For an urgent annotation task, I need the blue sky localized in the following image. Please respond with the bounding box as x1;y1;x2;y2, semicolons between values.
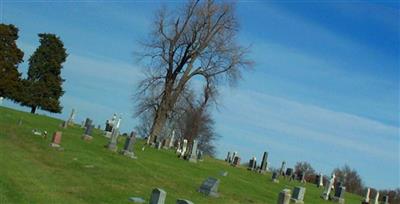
1;1;399;189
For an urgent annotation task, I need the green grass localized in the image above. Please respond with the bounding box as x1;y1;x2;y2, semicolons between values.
0;106;362;204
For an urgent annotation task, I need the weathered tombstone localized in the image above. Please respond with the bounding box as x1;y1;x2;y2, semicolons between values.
285;168;293;178
121;131;136;159
149;188;166;204
104;113;117;138
188;140;198;163
180;139;188;157
291;186;306;204
300;172;306;183
225;151;231;162
198;177;219;197
231;151;237;164
107;128;119;151
277;189;291;204
259;151;268;173
321;174;335;200
82;125;94;141
50;131;62;147
279;161;286;176
248;157;257;171
272;171;279;183
363;188;371;204
333;186;345;204
373;192;379;204
220;171;228;176
67;108;76;125
156;141;162;150
176;199;194;204
129;197;145;203
168;130;175;148
232;156;240;167
84;118;92;128
62;120;68;129
197;150;204;161
316;173;323;188
382;195;389;204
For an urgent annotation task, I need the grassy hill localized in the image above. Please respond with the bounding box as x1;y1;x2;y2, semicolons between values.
0;106;362;204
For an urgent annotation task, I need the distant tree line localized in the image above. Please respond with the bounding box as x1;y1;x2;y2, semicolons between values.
0;24;67;114
293;161;399;203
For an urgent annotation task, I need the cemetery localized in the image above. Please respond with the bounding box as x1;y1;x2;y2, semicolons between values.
0;106;370;204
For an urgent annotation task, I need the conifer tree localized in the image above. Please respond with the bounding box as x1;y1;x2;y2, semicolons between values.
20;33;67;114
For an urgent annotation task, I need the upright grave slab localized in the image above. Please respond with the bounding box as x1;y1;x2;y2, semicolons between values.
50;131;62;147
277;189;291;204
333;186;346;204
321;174;335;200
291;186;306;204
198;177;220;197
149;188;166;204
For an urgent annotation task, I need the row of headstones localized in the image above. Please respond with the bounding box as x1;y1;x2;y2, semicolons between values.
362;188;390;204
141;177;220;204
176;139;204;163
225;151;241;167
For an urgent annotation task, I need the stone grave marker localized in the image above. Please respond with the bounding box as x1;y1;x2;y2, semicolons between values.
176;199;193;204
168;130;175;148
248;157;257;171
232;156;240;167
82;125;94;141
225;151;231;162
259;151;268;173
50;131;62;147
321;174;335;200
67;108;76;125
107;128;119;151
197;150;204;161
285;168;293;178
333;185;345;204
198;177;219;197
373;192;379;204
278;189;291;204
279;161;286;176
121;131;136;159
180;139;188;157
149;188;166;204
188;140;198;163
316;173;323;188
272;171;279;183
382;195;389;204
291;186;306;204
363;188;371;204
84;118;92;128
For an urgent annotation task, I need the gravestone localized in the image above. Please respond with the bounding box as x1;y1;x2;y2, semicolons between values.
220;171;228;176
149;188;166;204
272;171;279;183
107;128;119;151
180;139;188;157
373;192;379;204
121;131;136;159
67;108;76;125
225;152;231;162
156;141;162;150
104;113;118;138
50;131;62;147
84;118;92;128
363;188;371;204
248;157;257;171
285;168;293;178
277;189;291;204
291;186;306;204
382;195;389;204
279;161;286;176
321;174;335;200
197;150;204;161
82;125;94;140
231;152;238;164
300;172;306;183
232;156;240;167
62;120;68;129
333;186;345;204
128;197;145;203
188;140;198;163
259;151;268;173
176;199;194;204
316;173;323;188
168;130;175;148
198;177;219;197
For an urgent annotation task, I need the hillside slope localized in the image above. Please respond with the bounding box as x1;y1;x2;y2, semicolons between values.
0;107;362;203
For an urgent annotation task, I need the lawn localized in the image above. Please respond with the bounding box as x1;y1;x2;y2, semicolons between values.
0;106;362;204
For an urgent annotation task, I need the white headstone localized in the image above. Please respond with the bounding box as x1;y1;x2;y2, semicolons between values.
168;130;175;148
364;188;371;203
373;192;379;204
321;174;335;200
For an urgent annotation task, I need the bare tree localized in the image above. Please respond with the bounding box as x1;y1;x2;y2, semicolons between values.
135;0;252;144
333;165;364;195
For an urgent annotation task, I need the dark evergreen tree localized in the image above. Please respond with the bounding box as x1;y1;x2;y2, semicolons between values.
0;24;24;101
20;33;67;114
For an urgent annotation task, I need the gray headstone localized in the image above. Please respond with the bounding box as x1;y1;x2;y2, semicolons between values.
122;131;136;158
248;157;257;171
259;151;268;172
382;195;389;204
188;140;198;163
225;152;231;162
232;156;240;167
84;118;92;128
279;161;286;175
278;189;291;204
149;188;166;204
176;199;194;204
129;197;145;203
107;128;119;151
285;168;293;177
291;186;306;204
333;186;345;204
198;177;219;197
84;125;94;136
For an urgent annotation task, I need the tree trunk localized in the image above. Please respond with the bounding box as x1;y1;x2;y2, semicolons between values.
147;105;169;144
30;106;37;114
